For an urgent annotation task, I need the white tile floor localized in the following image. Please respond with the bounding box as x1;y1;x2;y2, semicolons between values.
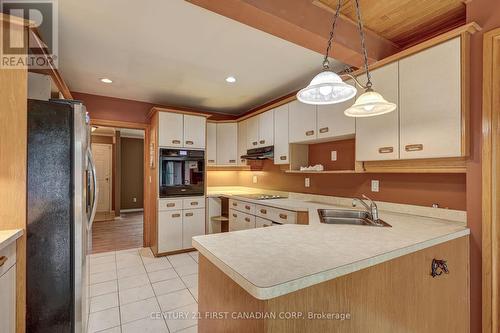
88;248;199;333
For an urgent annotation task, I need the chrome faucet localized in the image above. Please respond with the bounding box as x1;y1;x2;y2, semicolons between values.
352;194;379;222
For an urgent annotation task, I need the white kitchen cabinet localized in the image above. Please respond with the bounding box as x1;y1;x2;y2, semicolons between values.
158;112;184;148
182;208;205;248
216;123;238;165
206;122;217;165
158;210;183;252
229;209;255;231
0;266;16;333
316;79;356;141
183;115;206;149
356;63;400;161
255;217;273;228
289;100;317;143
246;116;260;149
273;104;289;164
399;37;462;159
258;109;274;147
237;120;248;165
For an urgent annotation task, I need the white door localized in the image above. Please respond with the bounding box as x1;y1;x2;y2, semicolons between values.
316;79;356;141
258;109;274;147
216;123;238;165
289;100;317;143
237;120;247;165
158;210;183;252
399;37;462;159
183;115;206;149
356;63;400;161
274;104;289;164
182;209;205;248
246;116;260;149
206;122;217;165
92;143;112;213
158;112;183;147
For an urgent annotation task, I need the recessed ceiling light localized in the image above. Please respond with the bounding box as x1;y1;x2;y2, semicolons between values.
225;76;236;83
100;78;113;84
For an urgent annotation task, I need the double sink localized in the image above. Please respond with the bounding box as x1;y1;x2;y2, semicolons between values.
317;209;391;227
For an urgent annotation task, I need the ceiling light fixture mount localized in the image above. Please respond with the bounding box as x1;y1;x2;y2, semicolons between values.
225;76;236;83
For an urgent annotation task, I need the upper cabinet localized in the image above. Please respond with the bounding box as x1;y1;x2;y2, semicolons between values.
206;122;217;165
289;100;317;143
356;63;400;161
216;123;238;165
258;110;274;147
273;104;289;164
158;112;206;149
237;120;247;165
246;116;260;149
399;37;462;159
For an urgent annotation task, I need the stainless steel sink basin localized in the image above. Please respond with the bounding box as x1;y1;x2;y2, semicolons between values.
317;209;391;227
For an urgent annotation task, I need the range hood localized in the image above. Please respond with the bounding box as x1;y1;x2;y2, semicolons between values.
241;146;274;160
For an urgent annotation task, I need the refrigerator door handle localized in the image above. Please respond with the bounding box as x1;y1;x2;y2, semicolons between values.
87;147;98;231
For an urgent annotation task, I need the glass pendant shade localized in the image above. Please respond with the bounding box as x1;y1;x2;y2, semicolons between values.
297;71;357;105
344;90;396;117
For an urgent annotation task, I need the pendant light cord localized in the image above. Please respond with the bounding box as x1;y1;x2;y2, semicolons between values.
322;0;343;70
354;0;372;89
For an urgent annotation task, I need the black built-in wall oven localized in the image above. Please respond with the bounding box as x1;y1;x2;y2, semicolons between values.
159;148;205;197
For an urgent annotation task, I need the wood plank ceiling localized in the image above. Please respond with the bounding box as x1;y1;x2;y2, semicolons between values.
314;0;466;48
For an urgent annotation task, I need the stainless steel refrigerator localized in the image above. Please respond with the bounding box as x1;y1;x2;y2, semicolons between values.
27;99;98;333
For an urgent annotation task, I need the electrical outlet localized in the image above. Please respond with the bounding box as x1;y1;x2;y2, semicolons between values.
252;175;258;184
133;197;137;203
331;151;337;161
371;180;380;192
305;177;310;188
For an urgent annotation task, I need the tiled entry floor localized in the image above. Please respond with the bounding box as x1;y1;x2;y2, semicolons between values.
88;248;199;333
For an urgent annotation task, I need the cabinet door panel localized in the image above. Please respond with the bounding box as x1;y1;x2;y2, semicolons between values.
356;63;400;161
158;112;183;148
183;115;206;149
158;210;183;252
289;100;317;143
182;209;205;249
258;109;274;147
237;120;247;165
216;123;238;165
274;104;289;164
0;266;16;333
246;116;259;149
317;79;356;141
399;37;461;159
206;123;217;165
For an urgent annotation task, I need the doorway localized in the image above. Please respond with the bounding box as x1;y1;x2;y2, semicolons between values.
90;125;145;253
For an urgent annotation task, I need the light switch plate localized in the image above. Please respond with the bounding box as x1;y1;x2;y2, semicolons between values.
331;151;337;161
371;180;380;192
252;175;258;184
305;177;310;188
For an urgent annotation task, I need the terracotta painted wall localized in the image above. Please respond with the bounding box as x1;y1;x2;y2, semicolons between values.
466;0;500;331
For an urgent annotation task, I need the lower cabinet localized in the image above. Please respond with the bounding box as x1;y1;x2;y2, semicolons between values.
182;209;206;248
0;242;17;333
158;210;183;253
229;209;256;231
229;199;298;231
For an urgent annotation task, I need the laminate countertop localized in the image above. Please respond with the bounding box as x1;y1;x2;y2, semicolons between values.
195;188;468;300
0;229;23;251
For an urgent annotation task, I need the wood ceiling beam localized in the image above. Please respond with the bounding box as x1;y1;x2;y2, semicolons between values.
186;0;401;68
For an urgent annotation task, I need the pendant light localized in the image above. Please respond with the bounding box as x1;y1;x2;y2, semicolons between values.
296;0;357;105
343;0;396;117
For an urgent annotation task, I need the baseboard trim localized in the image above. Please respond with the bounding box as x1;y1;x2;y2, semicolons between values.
121;208;144;213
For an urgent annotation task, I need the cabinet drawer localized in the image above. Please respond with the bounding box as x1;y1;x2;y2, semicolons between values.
255;217;275;228
182;197;205;209
229;199;255;214
0;241;16;277
256;205;296;224
158;198;183;211
229;209;255;231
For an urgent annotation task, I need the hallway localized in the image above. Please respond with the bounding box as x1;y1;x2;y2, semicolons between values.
91;212;144;254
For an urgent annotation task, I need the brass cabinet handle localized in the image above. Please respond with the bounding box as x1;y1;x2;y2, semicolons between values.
208;159;215;163
244;217;251;222
0;256;7;267
259;140;265;144
185;140;194;145
171;213;181;218
185;212;194;217
405;144;424;152
280;155;287;161
245;205;251;210
378;146;394;154
279;213;288;220
305;130;315;136
232;202;237;206
319;127;329;134
260;209;267;214
252;141;258;146
166;203;175;207
190;202;198;206
172;140;181;144
232;213;237;218
229;159;236;163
